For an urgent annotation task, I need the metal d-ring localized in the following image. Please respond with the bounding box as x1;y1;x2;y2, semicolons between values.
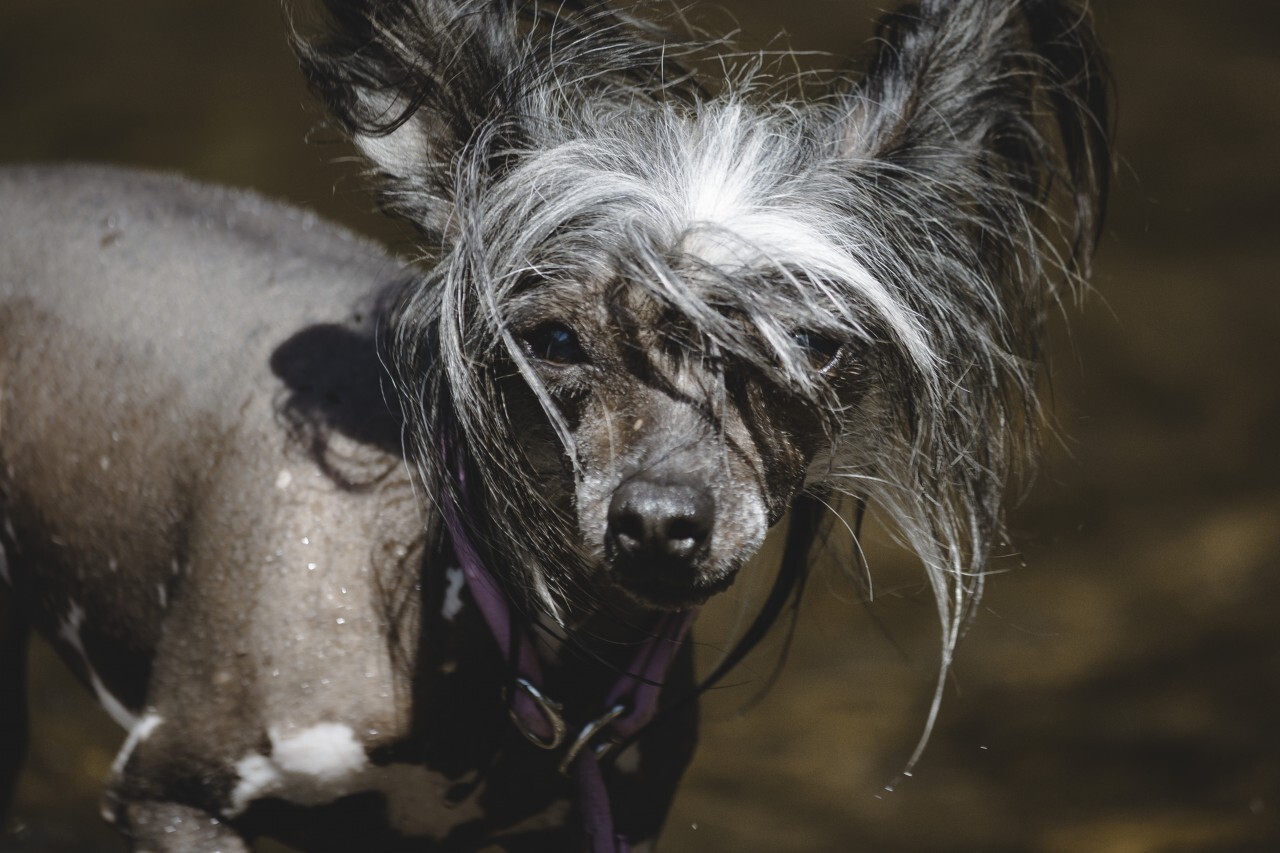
510;677;567;750
558;703;627;775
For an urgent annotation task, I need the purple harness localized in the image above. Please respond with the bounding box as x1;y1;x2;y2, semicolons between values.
439;454;695;852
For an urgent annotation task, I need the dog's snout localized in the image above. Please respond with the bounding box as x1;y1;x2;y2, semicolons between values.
606;478;714;567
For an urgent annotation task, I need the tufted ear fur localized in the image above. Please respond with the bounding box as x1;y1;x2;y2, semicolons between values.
293;0;696;242
834;0;1110;288
823;0;1112;507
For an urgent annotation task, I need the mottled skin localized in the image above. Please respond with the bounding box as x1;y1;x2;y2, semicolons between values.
0;165;697;851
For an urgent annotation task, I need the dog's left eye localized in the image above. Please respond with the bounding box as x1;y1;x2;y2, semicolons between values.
792;330;841;372
522;322;587;366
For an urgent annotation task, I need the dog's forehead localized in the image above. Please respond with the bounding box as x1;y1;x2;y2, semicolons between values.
494;103;833;260
504;267;701;332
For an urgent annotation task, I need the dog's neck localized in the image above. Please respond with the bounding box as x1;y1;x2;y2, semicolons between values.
534;593;683;671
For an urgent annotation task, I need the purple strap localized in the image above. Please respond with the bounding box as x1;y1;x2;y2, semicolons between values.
575;748;628;853
440;485;556;740
439;445;695;851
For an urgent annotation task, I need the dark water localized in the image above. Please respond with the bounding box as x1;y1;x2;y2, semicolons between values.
1;1;1277;850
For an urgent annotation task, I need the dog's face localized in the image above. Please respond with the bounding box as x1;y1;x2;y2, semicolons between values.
416;108;907;616
500;264;858;611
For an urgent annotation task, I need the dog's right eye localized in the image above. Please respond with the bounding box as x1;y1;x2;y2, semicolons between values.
792;330;841;373
522;322;587;366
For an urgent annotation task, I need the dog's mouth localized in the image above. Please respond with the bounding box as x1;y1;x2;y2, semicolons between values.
610;566;738;611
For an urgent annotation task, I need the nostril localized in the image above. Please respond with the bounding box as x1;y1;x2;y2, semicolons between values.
610;507;645;550
665;517;704;544
661;495;712;558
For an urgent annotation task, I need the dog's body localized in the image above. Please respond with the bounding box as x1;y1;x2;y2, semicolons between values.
0;1;1110;850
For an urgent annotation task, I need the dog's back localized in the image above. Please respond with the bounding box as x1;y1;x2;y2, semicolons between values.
0;163;409;654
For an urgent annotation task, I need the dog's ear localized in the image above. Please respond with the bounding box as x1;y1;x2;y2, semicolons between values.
293;0;692;242
832;0;1111;279
819;0;1112;566
293;0;529;239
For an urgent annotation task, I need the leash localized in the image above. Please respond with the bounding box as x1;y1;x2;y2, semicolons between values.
439;447;695;852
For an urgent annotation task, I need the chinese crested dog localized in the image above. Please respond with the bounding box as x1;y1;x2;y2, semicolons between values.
0;0;1110;850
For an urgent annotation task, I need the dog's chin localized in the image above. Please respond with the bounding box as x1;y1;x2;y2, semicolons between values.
609;570;738;612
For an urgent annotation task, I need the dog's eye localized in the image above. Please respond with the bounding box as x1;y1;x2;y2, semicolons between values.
523;322;587;366
792;330;841;372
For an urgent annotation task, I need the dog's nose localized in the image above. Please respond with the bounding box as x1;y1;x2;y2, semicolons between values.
606;478;714;569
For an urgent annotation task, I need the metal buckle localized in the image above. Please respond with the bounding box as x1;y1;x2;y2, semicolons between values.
509;681;630;773
510;677;567;750
558;703;627;775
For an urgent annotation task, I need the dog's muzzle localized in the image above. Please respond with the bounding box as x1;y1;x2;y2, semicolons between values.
604;476;724;607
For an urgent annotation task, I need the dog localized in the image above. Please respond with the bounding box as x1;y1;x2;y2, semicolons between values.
0;0;1110;849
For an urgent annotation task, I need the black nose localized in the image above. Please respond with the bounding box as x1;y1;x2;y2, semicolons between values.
605;478;714;573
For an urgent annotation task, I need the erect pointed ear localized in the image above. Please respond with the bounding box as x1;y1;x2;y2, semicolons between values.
293;0;699;244
293;0;530;240
833;0;1111;277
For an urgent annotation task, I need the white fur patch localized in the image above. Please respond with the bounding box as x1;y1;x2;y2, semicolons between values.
58;601;138;729
88;661;137;730
232;753;282;809
230;723;365;812
228;722;459;837
356;128;430;182
275;469;293;490
353;91;432;179
272;722;368;781
441;567;465;621
111;712;163;777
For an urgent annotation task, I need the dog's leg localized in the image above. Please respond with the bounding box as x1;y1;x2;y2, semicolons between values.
119;801;249;853
0;574;29;819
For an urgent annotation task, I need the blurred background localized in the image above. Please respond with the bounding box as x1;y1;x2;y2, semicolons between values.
1;1;1277;850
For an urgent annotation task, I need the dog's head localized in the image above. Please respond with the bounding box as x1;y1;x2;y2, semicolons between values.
387;109;890;615
297;0;1110;632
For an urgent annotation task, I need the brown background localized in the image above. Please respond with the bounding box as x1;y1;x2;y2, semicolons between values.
1;1;1277;850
